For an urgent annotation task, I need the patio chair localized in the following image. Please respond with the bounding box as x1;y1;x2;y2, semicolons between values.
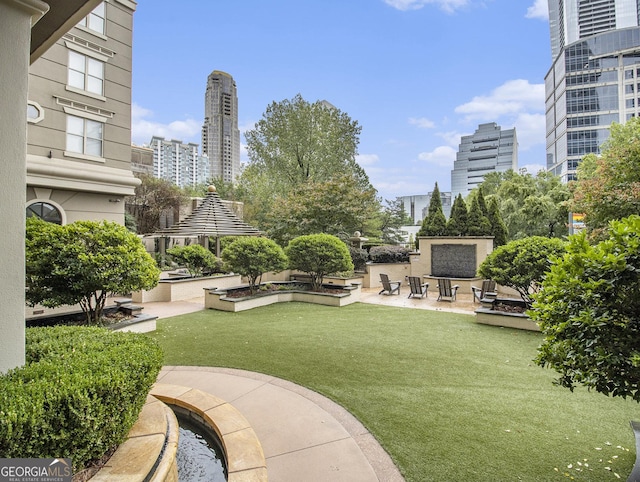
379;273;401;295
436;278;459;302
471;279;497;303
407;276;429;299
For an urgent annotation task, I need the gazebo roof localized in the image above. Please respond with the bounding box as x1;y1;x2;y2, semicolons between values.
151;188;261;238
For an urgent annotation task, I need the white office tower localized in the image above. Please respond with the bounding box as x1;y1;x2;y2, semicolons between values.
202;70;241;183
546;0;640;182
450;123;518;198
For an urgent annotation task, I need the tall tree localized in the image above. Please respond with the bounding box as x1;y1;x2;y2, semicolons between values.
243;94;366;194
572;118;640;233
266;174;379;246
379;198;413;244
418;183;447;236
477;169;570;240
446;194;468;236
125;175;187;234
240;94;375;235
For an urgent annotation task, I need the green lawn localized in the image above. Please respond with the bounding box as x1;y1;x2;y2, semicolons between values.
149;302;639;482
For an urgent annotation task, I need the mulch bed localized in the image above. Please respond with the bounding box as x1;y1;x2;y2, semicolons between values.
225;284;346;298
493;302;528;314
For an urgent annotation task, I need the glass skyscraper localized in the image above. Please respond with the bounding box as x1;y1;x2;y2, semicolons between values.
546;0;640;182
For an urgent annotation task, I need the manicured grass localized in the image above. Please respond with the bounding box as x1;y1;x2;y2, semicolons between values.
149;302;639;481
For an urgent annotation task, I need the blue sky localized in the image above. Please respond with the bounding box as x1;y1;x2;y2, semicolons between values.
131;0;550;200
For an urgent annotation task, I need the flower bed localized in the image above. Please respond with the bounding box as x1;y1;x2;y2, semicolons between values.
205;282;361;312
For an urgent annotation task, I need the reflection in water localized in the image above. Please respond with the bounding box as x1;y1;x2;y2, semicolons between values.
175;413;227;482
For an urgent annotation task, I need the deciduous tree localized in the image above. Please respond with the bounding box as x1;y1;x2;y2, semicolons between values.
478;170;570;240
126;175;187;234
572;118;640;233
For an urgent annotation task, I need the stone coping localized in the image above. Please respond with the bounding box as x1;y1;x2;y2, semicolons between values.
150;383;268;482
90;395;179;481
205;283;362;312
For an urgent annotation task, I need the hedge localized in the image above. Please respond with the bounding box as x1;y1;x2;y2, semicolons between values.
369;245;411;263
0;326;163;473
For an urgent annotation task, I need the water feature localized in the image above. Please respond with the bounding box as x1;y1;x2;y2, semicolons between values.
175;411;227;482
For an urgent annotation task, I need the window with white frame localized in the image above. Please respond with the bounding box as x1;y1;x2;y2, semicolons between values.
66;114;103;157
68;50;104;95
77;2;105;35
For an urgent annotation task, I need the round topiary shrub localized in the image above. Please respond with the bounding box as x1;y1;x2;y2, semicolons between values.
286;234;354;291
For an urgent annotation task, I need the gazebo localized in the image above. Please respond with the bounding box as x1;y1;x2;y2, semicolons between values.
147;185;262;256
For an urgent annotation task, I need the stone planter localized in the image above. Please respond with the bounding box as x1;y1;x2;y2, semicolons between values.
205;282;362;312
132;273;242;303
475;298;540;331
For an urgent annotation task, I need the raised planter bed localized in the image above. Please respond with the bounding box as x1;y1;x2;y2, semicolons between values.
475;298;540;331
205;282;362;312
131;273;242;303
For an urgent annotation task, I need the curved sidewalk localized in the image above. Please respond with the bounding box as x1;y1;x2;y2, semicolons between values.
157;366;404;482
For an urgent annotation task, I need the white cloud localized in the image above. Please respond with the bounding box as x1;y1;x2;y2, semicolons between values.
513;112;545;152
525;0;548;20
356;153;380;166
454;79;544;121
436;130;466;148
417;145;457;167
383;0;470;14
131;103;201;146
408;117;436;129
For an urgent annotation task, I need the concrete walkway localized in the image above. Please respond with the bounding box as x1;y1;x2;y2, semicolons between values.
142;288;480;481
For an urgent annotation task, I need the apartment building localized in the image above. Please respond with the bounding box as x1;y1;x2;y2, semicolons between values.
26;0;139;225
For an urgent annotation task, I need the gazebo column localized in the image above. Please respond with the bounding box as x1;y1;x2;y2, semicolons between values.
0;0;50;373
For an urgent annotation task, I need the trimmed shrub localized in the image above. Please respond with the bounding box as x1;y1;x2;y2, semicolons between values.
167;244;221;276
349;245;369;271
533;215;640;400
221;237;288;292
285;234;354;291
0;326;163;473
369;245;411;264
478;236;566;306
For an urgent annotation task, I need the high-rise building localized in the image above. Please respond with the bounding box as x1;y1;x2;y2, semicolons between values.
150;136;210;188
202;70;240;182
546;1;640;182
450;123;517;198
398;192;452;224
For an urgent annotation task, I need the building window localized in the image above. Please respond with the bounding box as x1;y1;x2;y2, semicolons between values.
77;2;105;35
66;114;103;157
68;51;104;95
26;202;63;225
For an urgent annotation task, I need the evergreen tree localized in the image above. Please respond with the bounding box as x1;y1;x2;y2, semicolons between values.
477;186;489;217
487;198;508;247
418;183;447;236
446;194;468;236
467;196;491;236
